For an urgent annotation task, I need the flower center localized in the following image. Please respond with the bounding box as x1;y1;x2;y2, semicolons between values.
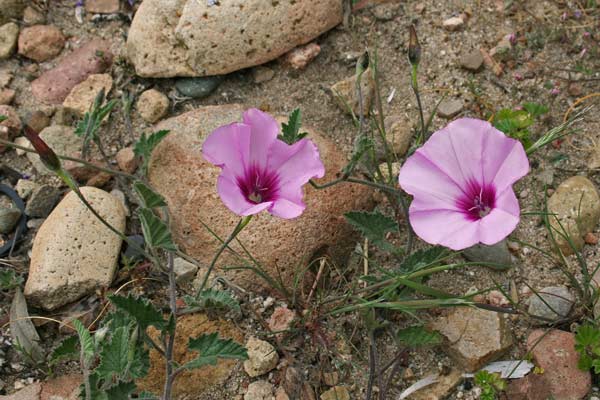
457;182;496;221
238;165;280;204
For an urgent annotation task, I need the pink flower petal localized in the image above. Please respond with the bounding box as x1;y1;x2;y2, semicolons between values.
217;172;272;216
269;198;306;219
202;122;250;177
243;108;280;169
268;138;325;186
408;209;480;250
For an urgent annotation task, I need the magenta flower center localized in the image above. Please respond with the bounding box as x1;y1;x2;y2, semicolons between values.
457;181;496;221
237;165;280;204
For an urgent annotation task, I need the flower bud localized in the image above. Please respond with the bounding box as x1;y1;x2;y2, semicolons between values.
23;125;61;172
408;25;421;66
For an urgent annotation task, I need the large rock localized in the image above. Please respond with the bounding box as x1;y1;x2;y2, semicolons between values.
24;187;126;310
0;22;19;59
31;39;113;104
547;176;600;255
17;25;65;62
127;0;342;77
62;73;113;117
148;104;373;291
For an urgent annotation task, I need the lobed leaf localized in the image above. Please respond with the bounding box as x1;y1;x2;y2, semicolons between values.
138;208;177;251
133;181;167;208
109;294;166;330
185;289;241;313
182;332;247;370
345;210;398;252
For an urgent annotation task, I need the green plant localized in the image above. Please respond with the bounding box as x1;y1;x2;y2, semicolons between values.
492;102;548;149
474;370;506;400
575;323;600;373
0;269;23;290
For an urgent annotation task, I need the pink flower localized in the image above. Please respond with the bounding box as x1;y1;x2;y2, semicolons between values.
398;118;529;250
202;108;325;219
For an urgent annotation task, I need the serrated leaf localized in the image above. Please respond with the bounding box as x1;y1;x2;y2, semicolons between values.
185;289;240;313
396;246;449;275
109;294;166;330
279;109;308;145
96;325;130;382
575;323;600;348
345;210;398;252
138;208;177;251
50;335;78;366
183;332;247;370
396;326;442;347
105;381;136;400
133;181;166;208
134;130;170;175
73;319;95;366
522;102;548;118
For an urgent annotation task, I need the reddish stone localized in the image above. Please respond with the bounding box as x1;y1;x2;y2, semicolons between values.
0;88;15;105
40;374;82;400
584;232;598;245
85;0;120;14
268;306;296;334
18;25;65;62
283;42;321;70
505;373;552;400
31;40;113;104
115;146;139;174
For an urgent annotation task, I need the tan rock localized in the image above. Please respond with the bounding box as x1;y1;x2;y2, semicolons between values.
0;382;41;400
245;380;275;400
85;0;119;14
0;22;19;59
283;42;321;70
408;369;463;400
127;0;343;77
547;176;600;255
23;6;46;25
331;68;375;116
0;104;21;153
18;25;65;62
0;88;15;104
430;307;513;372
148;104;373;291
63;74;113;117
136;89;169;123
320;387;349;400
243;337;279;377
24;187;126;310
115;146;139;174
40;374;82;400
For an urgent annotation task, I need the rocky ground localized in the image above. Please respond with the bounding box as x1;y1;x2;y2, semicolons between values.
0;0;600;399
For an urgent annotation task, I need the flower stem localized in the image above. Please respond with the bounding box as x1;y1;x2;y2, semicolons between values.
162;253;177;400
196;215;252;295
410;64;427;145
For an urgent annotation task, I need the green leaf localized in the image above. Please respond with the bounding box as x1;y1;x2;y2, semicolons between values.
50;335;78;366
522;102;549;118
104;381;136;400
343;134;373;177
72;319;95;366
396;325;442;347
575;323;600;349
0;115;6;122
183;332;248;370
0;269;23;290
109;294;165;330
134;130;170;174
185;289;240;313
279;109;308;145
396;246;449;275
133;181;166;208
138;208;177;251
96;325;130;382
345;210;398;252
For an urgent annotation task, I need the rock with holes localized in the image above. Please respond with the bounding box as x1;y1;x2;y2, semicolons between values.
127;0;343;77
24;187;126;310
243;337;279;377
148;104;374;291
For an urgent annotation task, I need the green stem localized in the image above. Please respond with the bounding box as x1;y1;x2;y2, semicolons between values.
196;215;252;295
410;65;426;145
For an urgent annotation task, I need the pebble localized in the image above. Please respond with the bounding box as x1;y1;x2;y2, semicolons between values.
585;232;598;245
487;290;510;307
527;286;574;324
409;369;463;400
24;184;61;218
463;239;512;269
274;387;289;400
85;0;120;14
175;76;224;99
460;50;483;71
322;372;339;386
383;115;413;157
268;306;296;334
0;69;13;87
22;6;45;25
252;66;275;84
0;105;22;152
437;99;463;119
443;16;464;31
173;257;198;284
320;387;350;400
244;380;274;400
430;307;513;371
63;73;113;117
0;22;19;59
0;88;15;105
283;42;321;70
370;3;401;21
17;25;65;62
535;168;554;186
331;69;375;116
13;136;29;155
243;337;279;377
115;146;139;174
136;89;169;123
568;82;583;97
0;207;21;234
15;179;37;199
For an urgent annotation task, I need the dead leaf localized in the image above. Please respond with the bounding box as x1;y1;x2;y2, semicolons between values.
10;288;45;364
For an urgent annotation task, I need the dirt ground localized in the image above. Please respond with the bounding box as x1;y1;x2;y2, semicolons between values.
1;0;600;399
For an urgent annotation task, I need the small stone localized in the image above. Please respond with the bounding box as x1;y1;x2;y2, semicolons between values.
568;83;583;97
527;286;574;324
371;3;401;21
268;306;296;333
275;387;289;400
18;25;65;62
535;168;554;186
252;66;275;84
25;184;61;218
283;42;321;70
490;35;513;61
460;50;484;71
378;162;401;183
0;207;21;234
245;380;275;400
115;147;139;174
15;179;37;199
386;116;413;156
443;16;464;31
175;76;224;99
585;232;598;245
22;6;45;25
26;218;44;230
85;0;120;14
13;136;29;155
24;110;51;133
322;372;339;386
63;74;113;117
0;105;22;152
0;23;19;59
136;89;169;123
0;69;12;87
320;387;349;400
487;290;510;307
173;257;198;284
430;307;513;372
331;69;375;116
0;88;15;105
409;369;463;400
437;99;463;119
463;239;512;269
243;337;279;377
547;176;600;255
